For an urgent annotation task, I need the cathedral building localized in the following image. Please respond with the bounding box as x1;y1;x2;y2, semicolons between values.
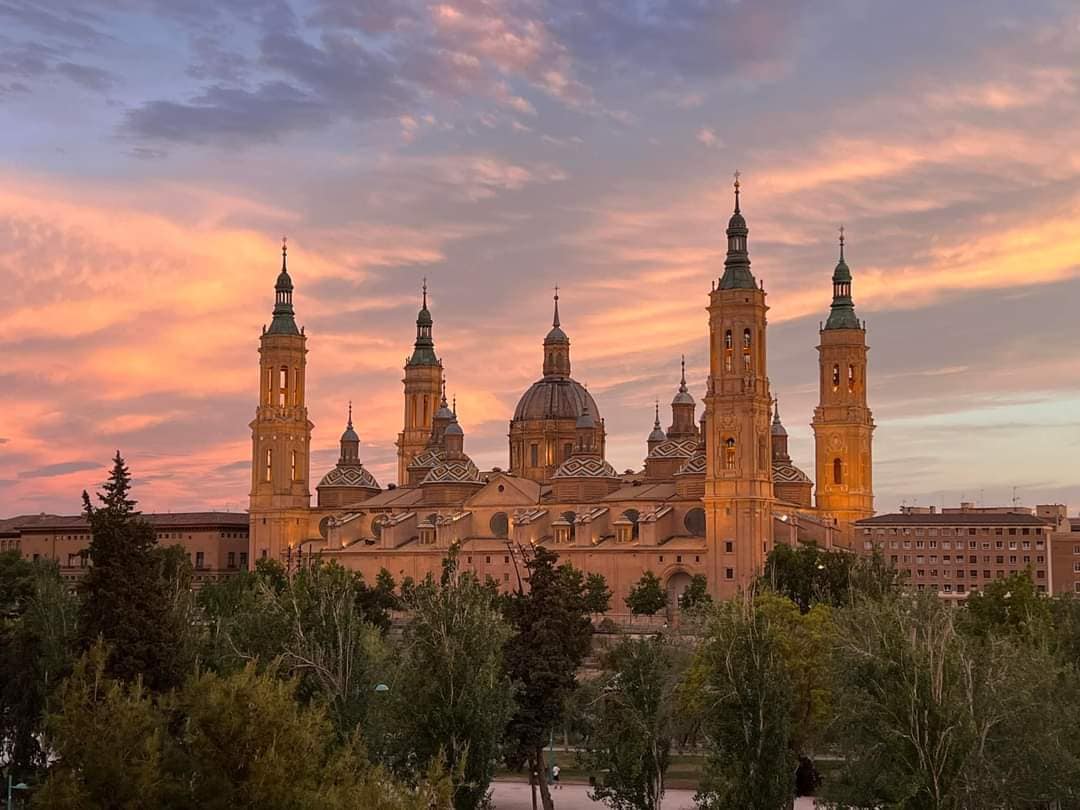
247;181;875;609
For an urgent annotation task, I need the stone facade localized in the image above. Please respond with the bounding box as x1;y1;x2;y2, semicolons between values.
247;181;875;609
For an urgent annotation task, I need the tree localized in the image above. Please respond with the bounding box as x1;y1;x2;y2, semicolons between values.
625;571;667;619
825;593;1080;809
579;635;686;810
387;551;514;810
678;574;712;611
693;595;796;810
35;643;456;810
585;572;613;616
77;452;185;691
0;556;78;776
762;542;901;614
960;570;1052;642
503;547;593;810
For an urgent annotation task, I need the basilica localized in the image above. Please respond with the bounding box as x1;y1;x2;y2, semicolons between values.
247;179;875;608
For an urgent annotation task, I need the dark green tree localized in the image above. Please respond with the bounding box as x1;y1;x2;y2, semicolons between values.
694;596;796;810
579;635;685;810
625;570;667;619
762;542;901;613
386;552;513;810
960;570;1052;641
584;571;613;616
678;574;712;611
503;548;593;810
0;555;78;776
78;452;185;692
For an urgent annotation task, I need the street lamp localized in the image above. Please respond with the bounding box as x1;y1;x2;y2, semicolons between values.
6;775;29;810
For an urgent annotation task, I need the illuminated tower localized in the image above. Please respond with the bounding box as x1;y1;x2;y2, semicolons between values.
249;238;314;566
396;280;444;485
704;175;774;595
812;228;875;544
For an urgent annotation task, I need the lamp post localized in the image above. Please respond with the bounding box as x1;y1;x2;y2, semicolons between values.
6;774;29;810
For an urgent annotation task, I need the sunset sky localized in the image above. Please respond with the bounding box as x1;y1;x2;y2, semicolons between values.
2;0;1079;518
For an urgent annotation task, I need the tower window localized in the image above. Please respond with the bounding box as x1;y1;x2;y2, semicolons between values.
724;330;733;349
724;438;736;471
832;364;840;391
564;442;573;461
743;329;751;349
724;330;733;372
833;457;843;485
293;368;301;405
742;329;752;371
530;443;538;467
848;365;856;393
265;368;273;405
423;394;429;425
291;450;298;481
279;366;288;407
411;396;418;428
265;449;272;482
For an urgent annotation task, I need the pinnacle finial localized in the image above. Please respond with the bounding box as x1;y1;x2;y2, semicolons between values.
654;399;661;426
680;355;687;386
347;400;353;429
452;395;457;416
839;225;845;260
733;170;741;214
773;396;780;424
441;378;448;406
422;277;428;309
281;235;288;269
553;285;560;328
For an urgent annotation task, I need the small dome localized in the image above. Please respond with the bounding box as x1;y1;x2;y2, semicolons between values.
341;424;360;442
646;438;699;461
445;420;463;436
423;457;482;485
648;424;667;443
832;257;852;284
318;465;379;490
417;305;433;326
275;268;293;292
773;460;812;484
672;389;695;406
545;325;569;344
771;420;787;438
727;211;747;231
552;456;619;480
513;377;600;422
576;403;595;429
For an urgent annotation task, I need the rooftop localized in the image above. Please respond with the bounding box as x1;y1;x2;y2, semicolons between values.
857;512;1050;527
9;512;250;532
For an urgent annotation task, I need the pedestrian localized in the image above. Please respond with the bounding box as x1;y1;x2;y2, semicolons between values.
552;763;561;790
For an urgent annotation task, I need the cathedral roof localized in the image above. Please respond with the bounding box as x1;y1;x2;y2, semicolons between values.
674;446;706;476
551;456;619;480
772;460;812;484
318;464;380;490
422;457;483;485
646;438;699;461
513;376;600;422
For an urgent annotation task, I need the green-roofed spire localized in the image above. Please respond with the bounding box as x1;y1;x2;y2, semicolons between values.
825;225;861;330
409;278;440;365
718;171;757;290
268;236;301;335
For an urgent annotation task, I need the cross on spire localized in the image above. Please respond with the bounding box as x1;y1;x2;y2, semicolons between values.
839;225;845;260
552;284;561;328
347;400;353;428
422;276;428;309
733;170;741;213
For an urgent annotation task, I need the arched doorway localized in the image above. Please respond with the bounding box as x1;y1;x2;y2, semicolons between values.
665;571;693;622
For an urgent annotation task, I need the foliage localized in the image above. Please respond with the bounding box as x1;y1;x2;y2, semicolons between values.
761;542;901;614
0;557;79;776
386;551;514;810
584;572;613;615
625;570;667;618
959;570;1053;642
678;574;712;611
77;452;186;691
693;595;796;810
34;643;456;810
502;547;593;810
579;635;686;810
824;593;1080;809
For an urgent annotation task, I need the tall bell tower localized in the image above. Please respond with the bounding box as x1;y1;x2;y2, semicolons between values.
396;281;443;484
249;238;313;566
812;229;875;545
704;175;774;596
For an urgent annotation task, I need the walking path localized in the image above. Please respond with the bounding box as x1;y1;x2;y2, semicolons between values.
490;781;818;809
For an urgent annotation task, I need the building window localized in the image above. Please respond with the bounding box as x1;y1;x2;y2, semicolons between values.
847;364;856;392
240;552;248;568
832;364;840;391
278;366;288;407
742;328;752;370
724;330;733;371
725;568;734;580
227;552;236;569
195;551;205;570
290;451;298;482
265;449;273;482
724;438;736;470
724;540;733;553
564;442;574;461
530;443;538;467
833;457;843;485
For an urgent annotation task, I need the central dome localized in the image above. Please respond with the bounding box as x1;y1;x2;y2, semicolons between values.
513;376;600;422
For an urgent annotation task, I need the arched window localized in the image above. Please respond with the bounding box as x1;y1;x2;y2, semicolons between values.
743;329;752;371
290;450;297;481
724;330;733;349
423;394;429;424
832;364;840;391
622;509;640;540
684;507;706;537
724;330;733;372
562;510;577;542
264;448;273;482
279;366;288;407
489;512;509;538
292;368;301;405
743;328;751;349
848;365;856;393
724;438;736;470
833;457;843;485
411;396;418;428
265;368;273;405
